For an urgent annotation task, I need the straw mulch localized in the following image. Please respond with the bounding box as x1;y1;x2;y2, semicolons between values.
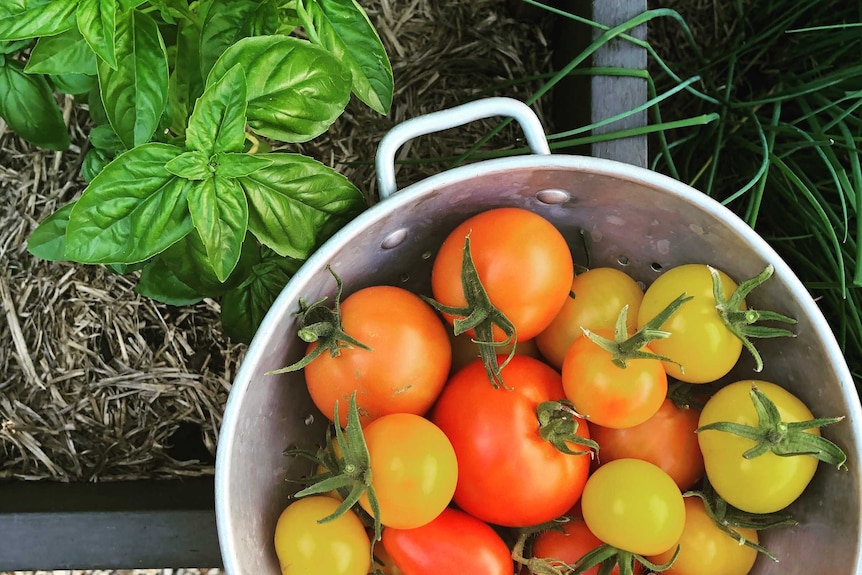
0;0;554;481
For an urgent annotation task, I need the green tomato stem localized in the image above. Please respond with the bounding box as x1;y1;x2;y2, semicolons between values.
537;400;600;456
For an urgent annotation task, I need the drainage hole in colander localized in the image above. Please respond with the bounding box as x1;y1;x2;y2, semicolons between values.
421;250;433;260
536;189;571;204
381;228;409;249
400;272;410;283
618;255;630;266
304;414;315;426
651;262;663;272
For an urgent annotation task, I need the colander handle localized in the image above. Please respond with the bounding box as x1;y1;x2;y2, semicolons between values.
375;97;551;200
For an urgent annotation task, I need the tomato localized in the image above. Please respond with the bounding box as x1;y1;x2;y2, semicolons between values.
304;285;452;427
359;412;458;529
382;507;513;575
431;355;593;527
448;329;541;373
530;517;643;575
697;380;822;513
372;533;405;575
535;267;644;369
637;264;743;383
581;458;685;556
273;495;370;575
561;329;667;429
647;496;759;575
431;207;574;341
591;398;705;490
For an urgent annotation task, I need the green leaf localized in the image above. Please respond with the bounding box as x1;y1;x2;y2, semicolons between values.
207;35;351;143
221;253;300;343
186;63;247;155
158;231;231;295
238;153;365;259
165;150;211;180
0;60;70;150
0;40;33;55
0;0;79;41
27;201;75;261
97;9;169;149
198;0;278;78
135;257;205;306
77;0;117;69
87;83;108;124
24;27;97;75
187;175;248;282
80;147;111;182
166;14;204;136
49;72;96;95
214;152;272;178
89;123;125;152
300;0;392;114
65;142;193;264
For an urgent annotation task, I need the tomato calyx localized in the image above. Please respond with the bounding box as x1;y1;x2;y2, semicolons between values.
583;293;692;369
695;383;848;468
709;264;797;372
424;234;517;389
267;266;372;374
666;380;716;411
684;481;797;562
537;400;600;456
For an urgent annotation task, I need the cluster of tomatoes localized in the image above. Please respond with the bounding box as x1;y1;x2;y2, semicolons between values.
269;207;847;575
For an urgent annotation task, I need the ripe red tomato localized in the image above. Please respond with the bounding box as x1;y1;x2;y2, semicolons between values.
431;355;593;527
535;267;644;369
530;517;644;575
561;329;667;429
431;207;574;341
303;285;452;427
590;398;705;490
381;507;513;575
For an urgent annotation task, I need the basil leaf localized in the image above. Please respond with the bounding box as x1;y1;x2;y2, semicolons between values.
187;174;248;282
0;40;33;55
80;147;111;182
238;152;365;259
0;60;70;150
301;0;392;115
135;257;205;306
89;123;125;152
24;27;97;75
165;150;211;180
49;72;96;95
166;15;204;136
27;201;75;261
221;259;293;343
87;83;108;124
185;63;247;155
97;9;169;149
0;0;79;41
198;0;278;78
158;231;229;295
65;142;193;264
207;35;351;143
77;0;117;69
214;152;272;178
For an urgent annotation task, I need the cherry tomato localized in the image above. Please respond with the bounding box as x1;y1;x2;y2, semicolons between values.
431;355;593;527
536;267;644;369
637;264;743;383
591;398;705;490
581;458;685;556
448;329;541;373
382;507;513;575
647;496;759;575
431;207;574;341
697;380;822;513
273;495;370;575
304;285;452;427
530;517;643;575
359;412;458;529
561;329;667;429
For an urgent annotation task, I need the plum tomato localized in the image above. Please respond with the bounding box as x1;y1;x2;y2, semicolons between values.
581;458;685;556
273;495;371;575
591;398;705;490
431;207;574;342
303;285;452;427
431;355;593;527
382;507;513;575
535;267;644;369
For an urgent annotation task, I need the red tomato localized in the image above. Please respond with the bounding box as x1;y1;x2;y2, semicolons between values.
561;329;667;429
304;285;452;427
530;517;644;575
431;207;574;341
590;398;705;490
431;355;593;527
382;507;513;575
